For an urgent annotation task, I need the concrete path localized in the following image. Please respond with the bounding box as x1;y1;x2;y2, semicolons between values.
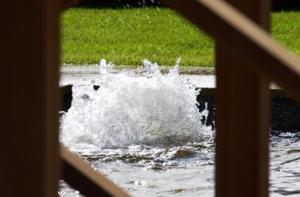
60;66;216;88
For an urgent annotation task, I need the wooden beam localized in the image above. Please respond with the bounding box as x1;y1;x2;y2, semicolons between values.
215;51;270;197
161;0;300;103
160;0;275;196
215;1;271;196
0;0;60;196
61;145;130;197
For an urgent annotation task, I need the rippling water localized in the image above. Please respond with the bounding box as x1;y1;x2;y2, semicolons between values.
270;133;300;196
59;60;300;197
59;135;300;197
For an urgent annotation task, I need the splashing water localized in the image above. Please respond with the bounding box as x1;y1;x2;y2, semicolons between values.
59;60;300;197
60;59;211;150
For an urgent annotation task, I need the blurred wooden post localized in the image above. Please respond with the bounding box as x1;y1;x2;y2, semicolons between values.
215;1;271;197
0;0;60;196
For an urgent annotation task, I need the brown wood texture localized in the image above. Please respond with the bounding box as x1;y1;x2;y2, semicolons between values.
159;0;278;196
161;0;300;103
61;145;130;197
216;1;270;197
215;53;270;196
0;0;60;196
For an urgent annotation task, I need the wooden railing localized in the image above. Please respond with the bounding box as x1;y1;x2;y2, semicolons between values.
161;1;300;197
162;0;300;100
3;0;299;196
61;145;130;197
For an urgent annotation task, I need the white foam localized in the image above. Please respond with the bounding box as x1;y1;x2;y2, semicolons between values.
60;59;210;149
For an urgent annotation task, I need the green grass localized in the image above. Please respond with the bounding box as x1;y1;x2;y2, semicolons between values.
272;11;300;56
61;7;300;67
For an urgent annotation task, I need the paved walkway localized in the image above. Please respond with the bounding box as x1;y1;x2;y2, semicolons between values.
61;64;215;75
60;66;216;88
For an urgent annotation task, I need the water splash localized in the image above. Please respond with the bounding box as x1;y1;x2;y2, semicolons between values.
60;59;210;150
59;60;300;196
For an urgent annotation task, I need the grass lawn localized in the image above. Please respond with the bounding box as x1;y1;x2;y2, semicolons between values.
61;7;300;67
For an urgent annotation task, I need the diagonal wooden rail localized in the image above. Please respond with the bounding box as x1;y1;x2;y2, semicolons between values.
161;0;300;103
61;145;130;197
60;0;300;196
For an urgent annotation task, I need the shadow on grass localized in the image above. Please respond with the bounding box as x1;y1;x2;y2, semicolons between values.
273;0;300;12
76;0;162;9
74;0;300;11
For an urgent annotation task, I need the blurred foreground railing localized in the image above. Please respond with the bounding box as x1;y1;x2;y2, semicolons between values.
61;145;129;197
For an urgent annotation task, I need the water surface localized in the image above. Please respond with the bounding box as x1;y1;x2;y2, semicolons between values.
59;60;300;197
